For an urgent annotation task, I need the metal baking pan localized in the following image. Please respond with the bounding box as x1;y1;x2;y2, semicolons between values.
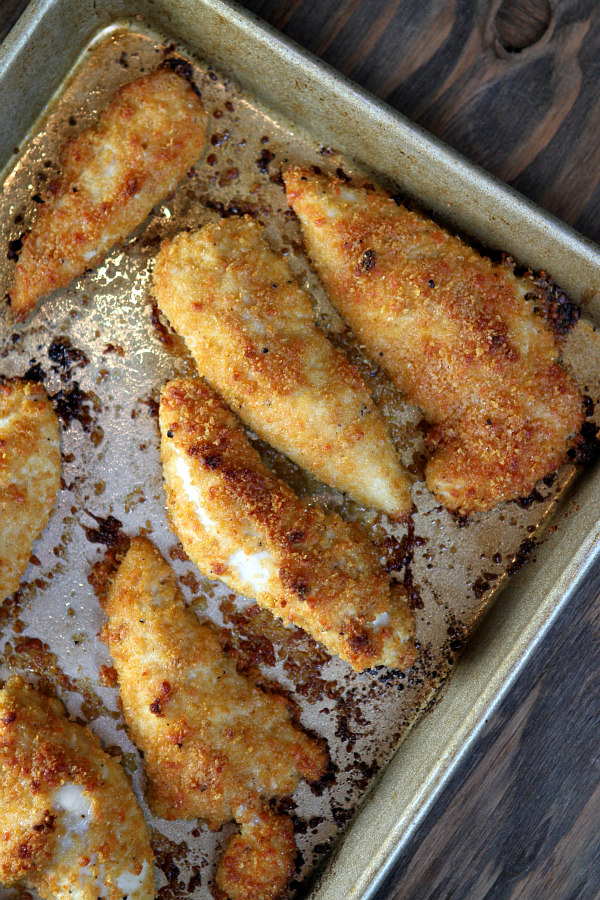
1;2;600;899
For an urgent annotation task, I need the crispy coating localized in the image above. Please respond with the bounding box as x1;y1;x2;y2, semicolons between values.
214;807;296;900
159;379;416;672
152;217;411;518
0;378;61;603
102;538;325;900
284;167;585;514
0;677;155;900
9;67;207;320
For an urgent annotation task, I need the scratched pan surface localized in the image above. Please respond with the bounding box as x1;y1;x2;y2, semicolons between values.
1;7;600;900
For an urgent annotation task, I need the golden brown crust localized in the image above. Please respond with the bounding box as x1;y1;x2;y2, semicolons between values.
284;166;585;514
9;68;207;320
152;217;411;518
214;808;296;900
159;378;416;672
101;537;327;828
0;677;155;900
0;378;61;603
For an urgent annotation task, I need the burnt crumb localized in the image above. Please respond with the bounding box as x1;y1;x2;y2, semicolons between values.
32;812;56;833
515;487;544;509
99;664;118;687
51;382;99;433
335;167;351;183
528;273;580;337
256;148;274;174
542;473;556;488
444;618;468;660
2;711;16;725
23;361;46;383
160;55;201;97
68;116;77;127
583;394;595;418
82;512;128;549
378;520;425;609
149;699;164;717
455;514;470;528
355;249;377;275
568;420;600;465
7;234;25;261
48;336;89;373
118;51;129;68
202;196;263;219
217;166;239;187
31;193;44;204
472;572;498;600
211;131;229;147
103;342;125;357
140;394;160;418
187;871;202;892
150;301;183;353
505;538;536;576
319;145;336;156
331;805;353;828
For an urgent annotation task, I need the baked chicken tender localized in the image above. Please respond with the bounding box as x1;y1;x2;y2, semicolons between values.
101;537;326;900
152;217;412;519
0;378;61;603
284;167;585;514
0;677;155;900
159;379;416;672
9;66;207;320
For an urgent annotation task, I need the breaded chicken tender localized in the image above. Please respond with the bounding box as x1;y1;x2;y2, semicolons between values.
0;378;61;602
0;677;155;900
153;217;411;519
9;66;207;320
101;537;326;900
284;167;585;514
159;379;416;672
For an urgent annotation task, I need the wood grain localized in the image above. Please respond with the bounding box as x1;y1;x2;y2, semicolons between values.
0;2;599;899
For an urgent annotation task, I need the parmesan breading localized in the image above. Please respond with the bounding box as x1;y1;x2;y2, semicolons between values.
159;379;416;672
0;378;61;603
0;677;155;900
101;537;326;900
9;66;207;320
152;217;412;519
284;167;585;514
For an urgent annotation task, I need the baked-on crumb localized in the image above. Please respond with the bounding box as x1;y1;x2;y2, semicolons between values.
0;677;155;900
101;537;327;900
284;167;585;514
0;378;61;603
9;67;207;320
152;216;412;519
159;378;416;672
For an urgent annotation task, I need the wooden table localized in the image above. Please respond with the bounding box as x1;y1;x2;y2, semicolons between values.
1;1;599;898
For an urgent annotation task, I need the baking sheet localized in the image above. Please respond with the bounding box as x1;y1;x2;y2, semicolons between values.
0;17;599;900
